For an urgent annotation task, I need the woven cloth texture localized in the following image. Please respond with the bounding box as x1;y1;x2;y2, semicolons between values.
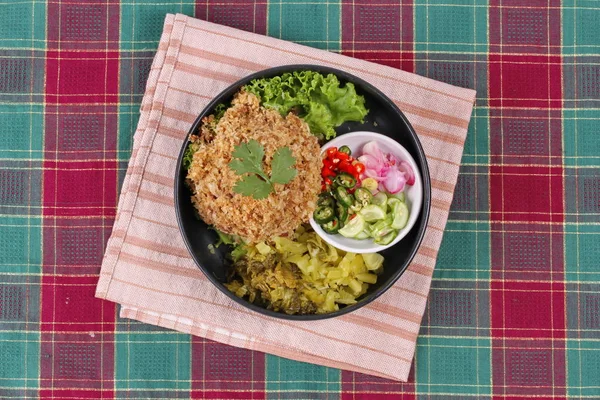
0;0;599;398
94;13;475;383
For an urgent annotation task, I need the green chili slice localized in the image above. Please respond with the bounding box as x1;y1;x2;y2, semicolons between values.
334;186;354;207
335;172;356;189
321;217;341;234
349;200;363;214
313;206;335;224
338;145;352;156
354;187;373;206
336;202;348;227
317;193;335;208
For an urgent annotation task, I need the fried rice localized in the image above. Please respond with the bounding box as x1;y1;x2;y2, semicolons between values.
186;90;322;243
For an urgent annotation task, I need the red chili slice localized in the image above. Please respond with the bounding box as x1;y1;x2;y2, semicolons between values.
325;147;338;158
336;152;350;162
354;162;365;174
321;168;336;179
338;160;352;173
323;159;335;170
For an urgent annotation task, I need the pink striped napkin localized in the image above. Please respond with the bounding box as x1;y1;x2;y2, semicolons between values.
96;13;476;381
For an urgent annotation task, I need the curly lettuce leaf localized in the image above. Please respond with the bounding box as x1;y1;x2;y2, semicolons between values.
244;71;368;140
213;103;228;121
214;229;235;247
182;142;200;171
302;102;336;141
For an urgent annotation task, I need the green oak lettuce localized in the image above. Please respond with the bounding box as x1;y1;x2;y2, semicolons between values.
182;141;200;170
244;71;368;140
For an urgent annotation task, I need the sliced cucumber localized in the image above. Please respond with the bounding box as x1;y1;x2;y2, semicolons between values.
391;191;406;202
375;230;398;245
361;178;379;193
360;204;386;222
370;219;393;239
387;197;401;212
354;230;370;240
385;212;394;225
391;201;409;230
372;192;388;208
339;214;366;238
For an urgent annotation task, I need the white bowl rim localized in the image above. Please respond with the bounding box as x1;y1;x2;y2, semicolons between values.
309;131;424;254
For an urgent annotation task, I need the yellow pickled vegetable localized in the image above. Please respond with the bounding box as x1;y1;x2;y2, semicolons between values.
350;254;367;275
225;225;385;315
363;252;384;271
356;273;378;284
327;269;344;281
273;237;307;255
255;242;272;255
348;279;363;295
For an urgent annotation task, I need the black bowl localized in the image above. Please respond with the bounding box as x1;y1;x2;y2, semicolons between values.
174;64;431;320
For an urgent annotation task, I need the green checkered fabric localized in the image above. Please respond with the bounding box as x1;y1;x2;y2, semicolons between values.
0;0;599;398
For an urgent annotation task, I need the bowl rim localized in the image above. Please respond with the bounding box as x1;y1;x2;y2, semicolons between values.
309;130;424;253
174;64;432;321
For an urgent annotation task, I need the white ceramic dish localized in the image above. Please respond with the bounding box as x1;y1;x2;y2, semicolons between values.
309;131;423;254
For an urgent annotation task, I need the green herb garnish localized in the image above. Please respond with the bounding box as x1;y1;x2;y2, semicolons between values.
244;71;368;140
183;142;200;170
228;139;297;200
213;103;228;121
269;146;297;184
183;103;229;172
230;244;247;262
211;228;235;247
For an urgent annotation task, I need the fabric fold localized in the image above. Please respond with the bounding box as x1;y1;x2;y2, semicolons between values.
96;13;476;382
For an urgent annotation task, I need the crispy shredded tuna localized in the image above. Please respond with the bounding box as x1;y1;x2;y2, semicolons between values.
187;91;321;243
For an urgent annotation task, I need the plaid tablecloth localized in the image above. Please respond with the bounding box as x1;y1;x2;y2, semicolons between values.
0;0;598;399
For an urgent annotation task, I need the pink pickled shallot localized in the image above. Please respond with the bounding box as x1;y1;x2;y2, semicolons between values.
364;169;386;181
358;154;381;170
397;161;416;185
359;140;415;194
362;141;385;163
383;168;406;194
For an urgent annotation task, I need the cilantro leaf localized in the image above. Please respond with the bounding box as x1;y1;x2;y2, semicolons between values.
270;147;297;184
232;174;272;199
228;140;267;180
228;140;298;200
